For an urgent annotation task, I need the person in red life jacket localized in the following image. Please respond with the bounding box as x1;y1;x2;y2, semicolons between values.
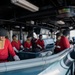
24;36;32;52
36;35;45;52
54;32;62;53
0;28;20;62
11;34;23;53
55;30;70;53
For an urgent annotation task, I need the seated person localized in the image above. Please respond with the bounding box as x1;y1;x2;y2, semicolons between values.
11;34;23;53
55;30;70;53
60;30;70;50
0;28;20;62
36;35;45;52
24;36;32;52
54;32;62;53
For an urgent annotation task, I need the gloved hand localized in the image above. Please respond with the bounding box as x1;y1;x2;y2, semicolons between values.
20;45;24;50
55;45;61;48
13;55;20;61
37;44;42;49
56;46;61;48
20;45;24;48
30;46;32;49
19;50;23;52
13;47;19;53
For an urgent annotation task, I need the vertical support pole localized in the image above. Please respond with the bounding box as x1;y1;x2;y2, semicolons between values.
9;30;13;42
20;25;23;43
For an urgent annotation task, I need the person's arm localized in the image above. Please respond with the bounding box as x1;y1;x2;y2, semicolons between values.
62;37;70;49
55;41;61;49
13;47;19;53
36;40;42;49
19;40;24;49
37;44;42;49
8;40;20;61
24;42;29;49
30;42;32;49
11;41;19;53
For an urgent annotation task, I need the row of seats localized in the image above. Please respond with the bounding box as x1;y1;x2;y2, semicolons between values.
8;38;55;60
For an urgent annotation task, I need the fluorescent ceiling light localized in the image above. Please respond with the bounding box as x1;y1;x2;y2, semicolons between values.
22;26;25;29
15;26;20;28
11;0;39;12
56;20;65;25
15;26;25;29
69;26;73;29
31;21;34;24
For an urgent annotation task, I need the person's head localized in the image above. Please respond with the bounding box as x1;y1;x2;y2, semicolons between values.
12;34;17;40
56;32;61;41
39;34;42;40
5;36;9;39
0;27;7;41
27;35;32;41
63;29;70;38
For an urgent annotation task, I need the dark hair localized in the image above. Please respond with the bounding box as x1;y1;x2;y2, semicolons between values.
27;35;31;38
63;29;70;36
39;34;42;37
56;32;61;37
12;34;16;38
0;27;7;36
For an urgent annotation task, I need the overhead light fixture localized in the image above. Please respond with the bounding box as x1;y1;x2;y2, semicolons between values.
22;26;25;29
31;21;34;24
15;26;25;29
15;26;20;28
11;0;39;12
56;20;65;25
69;26;73;29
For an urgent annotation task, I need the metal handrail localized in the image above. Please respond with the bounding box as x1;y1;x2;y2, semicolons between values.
0;48;71;73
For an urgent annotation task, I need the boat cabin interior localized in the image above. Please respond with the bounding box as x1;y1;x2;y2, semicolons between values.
0;0;75;62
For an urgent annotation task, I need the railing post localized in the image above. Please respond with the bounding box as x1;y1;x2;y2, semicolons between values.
66;62;75;75
71;62;75;75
